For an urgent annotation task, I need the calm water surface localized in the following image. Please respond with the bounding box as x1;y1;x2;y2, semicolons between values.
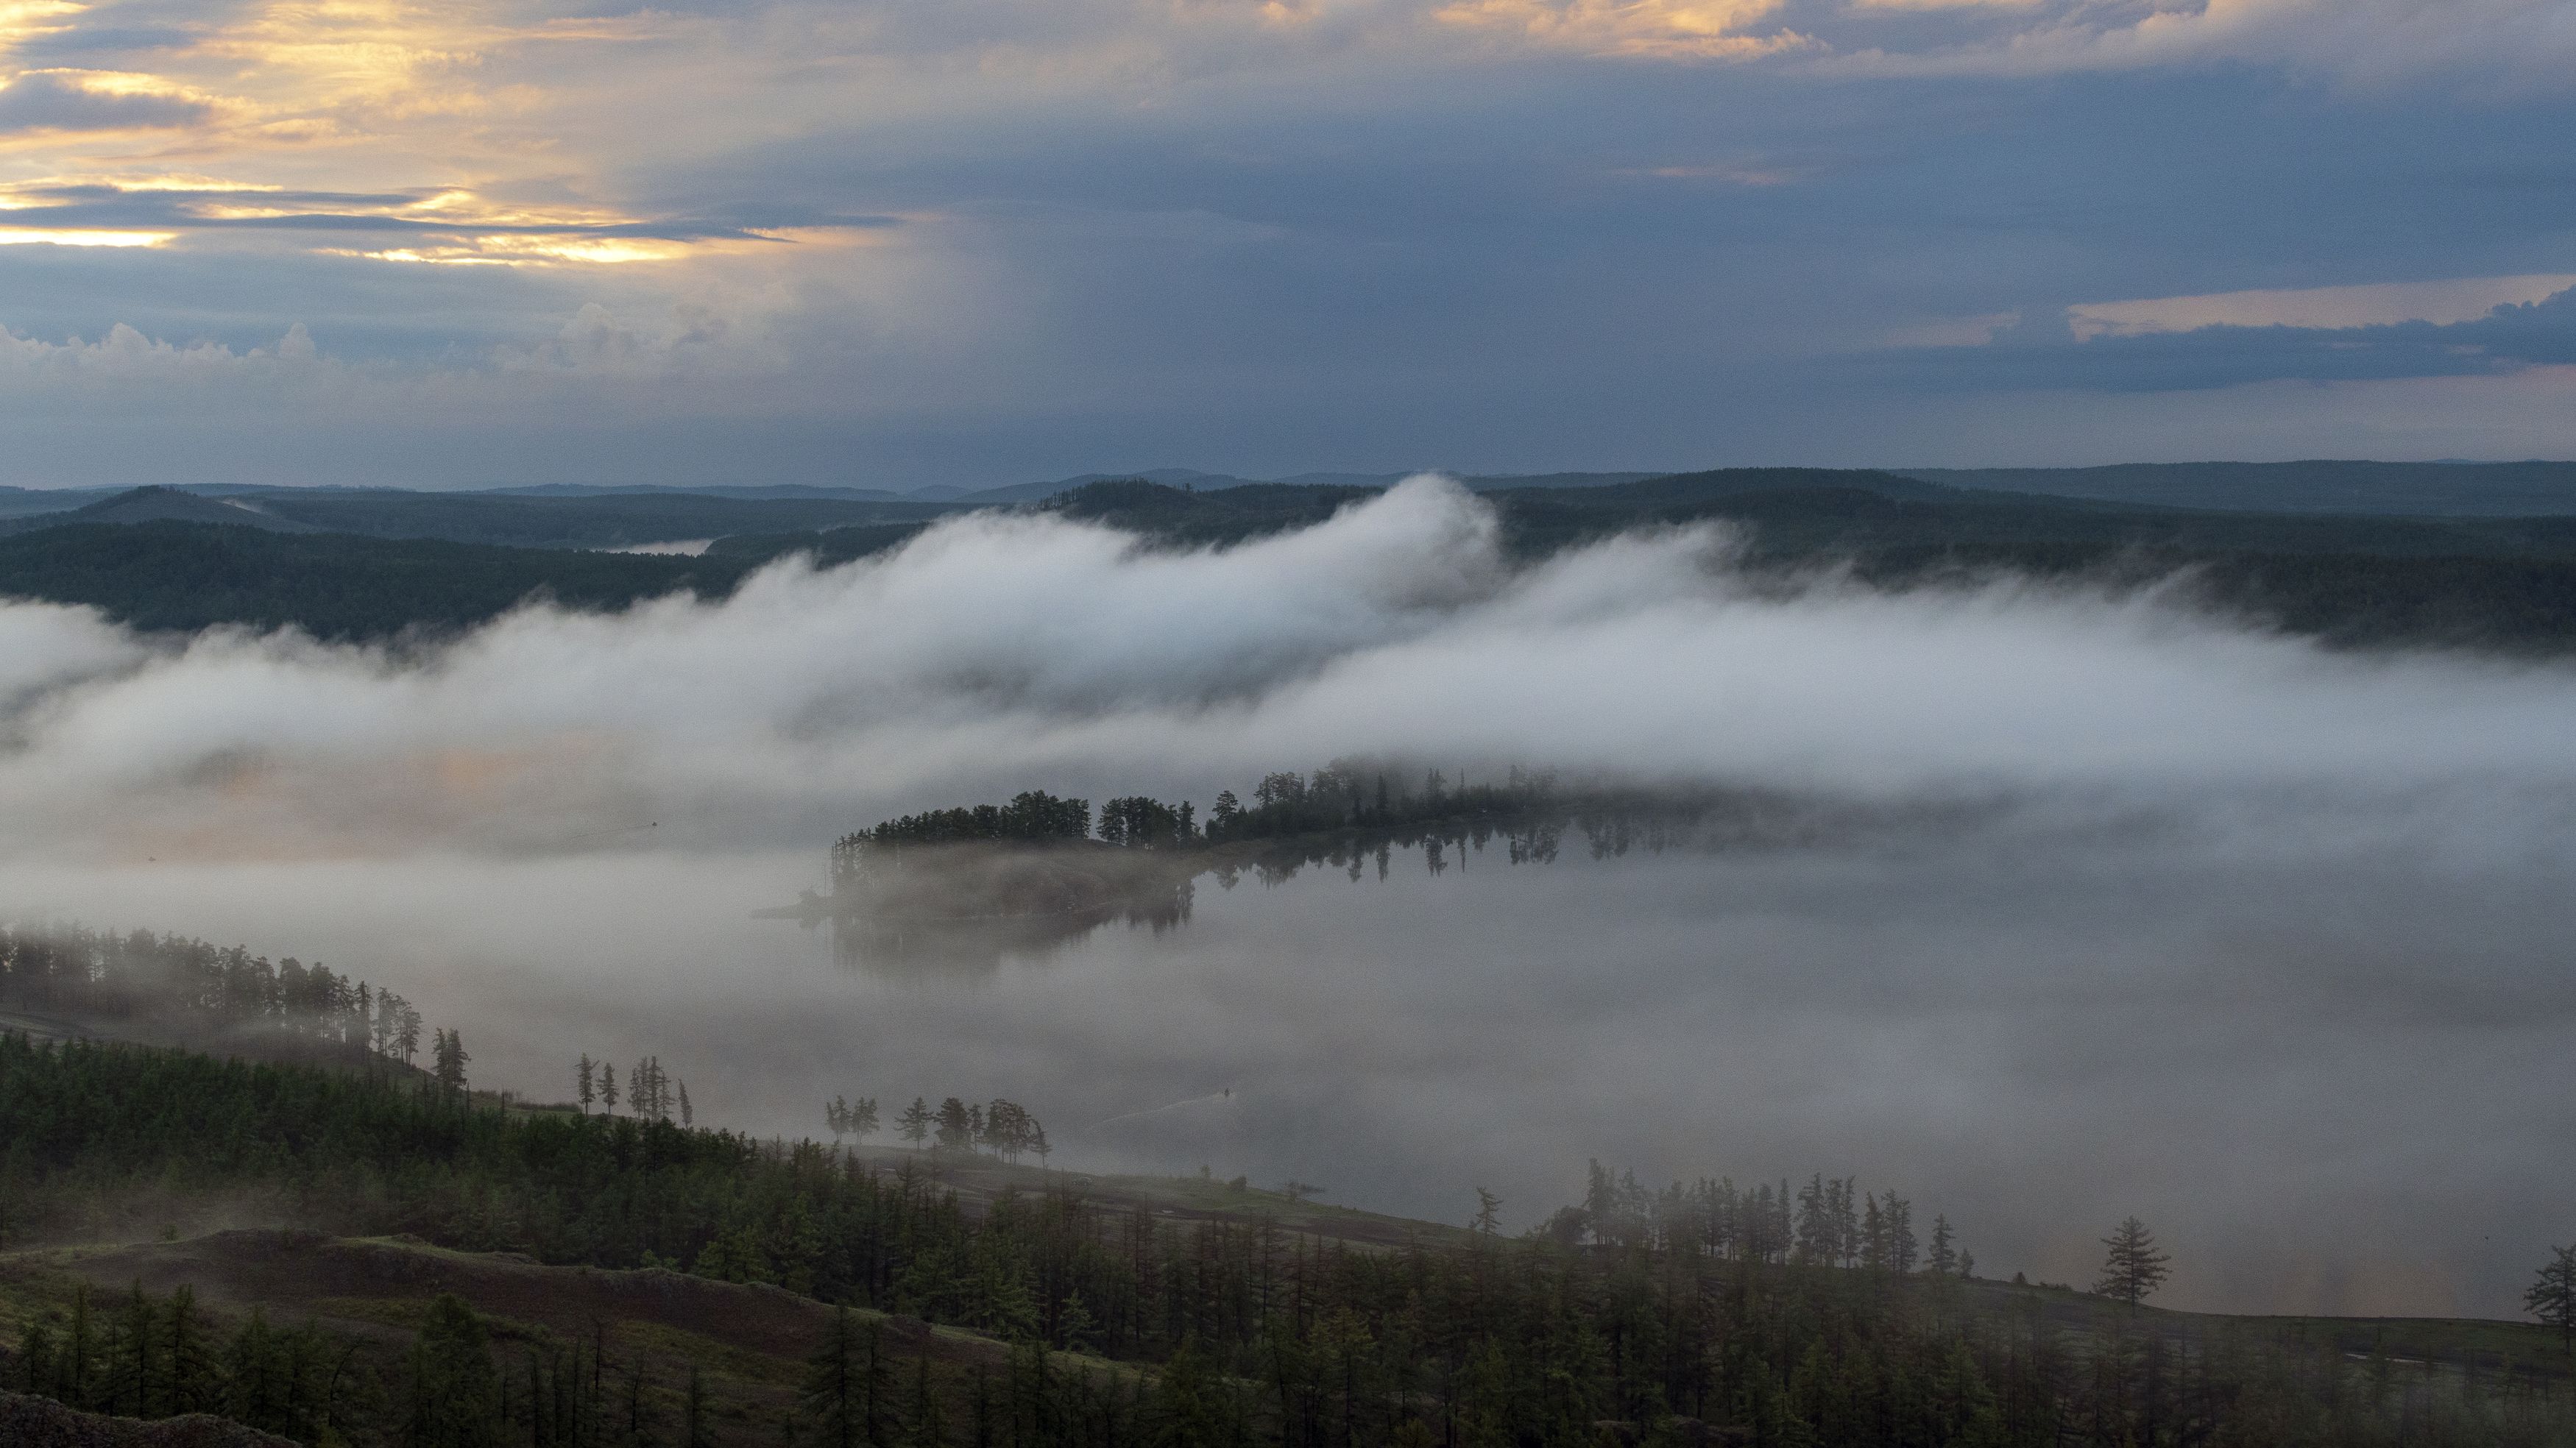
9;817;2571;1319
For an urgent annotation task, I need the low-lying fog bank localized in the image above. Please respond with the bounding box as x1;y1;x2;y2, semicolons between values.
1;475;2571;1320
7;801;2569;1321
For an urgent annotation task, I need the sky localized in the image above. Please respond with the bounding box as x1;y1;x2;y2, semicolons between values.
1;0;2574;489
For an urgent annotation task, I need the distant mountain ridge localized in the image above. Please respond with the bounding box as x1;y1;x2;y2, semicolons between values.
1894;461;2576;517
955;469;1664;503
0;485;320;537
1;461;2574;537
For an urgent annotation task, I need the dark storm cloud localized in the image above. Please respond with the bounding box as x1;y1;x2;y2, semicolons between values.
4;0;2576;478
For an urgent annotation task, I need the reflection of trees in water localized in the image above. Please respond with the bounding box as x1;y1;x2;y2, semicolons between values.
813;791;1945;975
1211;793;1855;890
827;879;1193;978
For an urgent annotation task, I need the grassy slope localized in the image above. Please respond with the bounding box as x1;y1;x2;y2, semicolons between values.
0;1231;1061;1448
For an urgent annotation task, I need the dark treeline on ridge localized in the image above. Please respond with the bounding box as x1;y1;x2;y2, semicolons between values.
6;1032;2575;1447
10;470;2576;647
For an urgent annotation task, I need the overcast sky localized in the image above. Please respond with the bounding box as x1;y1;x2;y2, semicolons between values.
2;0;2573;488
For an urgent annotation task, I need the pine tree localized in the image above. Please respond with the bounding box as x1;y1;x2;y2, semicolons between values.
1928;1215;1958;1277
804;1307;865;1448
431;1030;470;1095
578;1055;595;1114
1793;1175;1830;1265
1886;1193;1918;1274
2093;1216;2173;1309
2525;1243;2576;1359
18;1318;57;1399
228;1309;286;1434
107;1280;156;1417
899;1097;932;1149
406;1294;502;1448
166;1285;220;1414
906;1355;945;1448
601;1062;620;1115
679;1079;693;1128
1055;1291;1097;1354
63;1282;93;1410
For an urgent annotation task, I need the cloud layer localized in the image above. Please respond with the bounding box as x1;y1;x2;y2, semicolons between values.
0;1;2561;480
4;478;2572;863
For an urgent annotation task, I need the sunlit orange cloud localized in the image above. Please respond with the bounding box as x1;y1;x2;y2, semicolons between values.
0;0;751;265
0;0;82;51
17;172;284;192
169;0;686;139
327;238;698;266
0;167;790;264
1434;0;1811;59
0;227;172;245
324;227;876;268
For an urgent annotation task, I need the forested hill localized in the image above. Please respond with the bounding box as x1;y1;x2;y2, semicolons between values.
1030;475;2576;653
1897;460;2576;517
0;485;949;550
7;474;2576;648
0;522;754;639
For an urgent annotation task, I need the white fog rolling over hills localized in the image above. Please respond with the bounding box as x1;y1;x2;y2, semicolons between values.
0;475;2568;857
4;476;2572;1320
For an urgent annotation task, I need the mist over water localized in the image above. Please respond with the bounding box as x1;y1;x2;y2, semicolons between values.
3;477;2573;1319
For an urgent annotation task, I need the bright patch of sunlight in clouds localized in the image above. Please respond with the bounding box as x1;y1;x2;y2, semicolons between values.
0;227;170;246
1434;0;1808;59
2069;274;2576;341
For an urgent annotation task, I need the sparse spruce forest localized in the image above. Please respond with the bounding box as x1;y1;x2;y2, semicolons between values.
7;918;2576;1447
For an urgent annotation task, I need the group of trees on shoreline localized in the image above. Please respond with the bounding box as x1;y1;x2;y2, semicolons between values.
830;765;1769;887
833;792;1097;884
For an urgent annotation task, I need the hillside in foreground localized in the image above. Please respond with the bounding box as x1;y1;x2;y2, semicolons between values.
4;1023;2572;1448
